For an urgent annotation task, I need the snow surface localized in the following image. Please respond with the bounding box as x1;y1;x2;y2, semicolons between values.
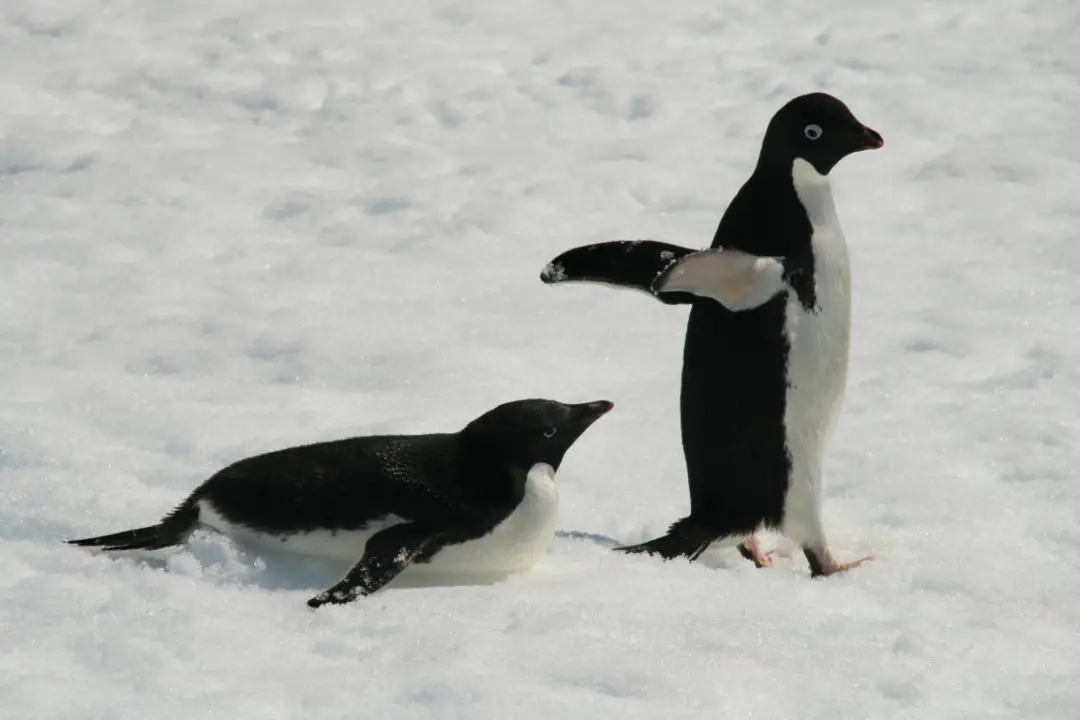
2;1;1079;718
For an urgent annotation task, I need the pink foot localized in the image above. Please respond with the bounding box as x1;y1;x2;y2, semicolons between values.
804;547;875;577
737;536;777;568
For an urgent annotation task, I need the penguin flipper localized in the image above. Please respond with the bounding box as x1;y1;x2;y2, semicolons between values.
540;240;699;305
307;522;442;608
655;248;787;311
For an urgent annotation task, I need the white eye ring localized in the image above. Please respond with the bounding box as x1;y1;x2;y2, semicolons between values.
804;124;823;140
543;427;558;438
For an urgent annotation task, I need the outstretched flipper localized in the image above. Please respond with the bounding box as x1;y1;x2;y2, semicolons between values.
540;240;697;304
541;241;786;311
307;522;443;608
66;501;199;552
654;248;787;312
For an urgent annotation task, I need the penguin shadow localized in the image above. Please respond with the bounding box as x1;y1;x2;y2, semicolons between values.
554;529;621;549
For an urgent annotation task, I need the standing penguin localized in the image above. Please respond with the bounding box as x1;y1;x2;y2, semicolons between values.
540;93;882;576
68;398;613;606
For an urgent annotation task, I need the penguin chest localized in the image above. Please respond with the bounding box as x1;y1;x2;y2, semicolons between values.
425;462;559;575
780;160;853;542
783;226;851;452
783;158;852;453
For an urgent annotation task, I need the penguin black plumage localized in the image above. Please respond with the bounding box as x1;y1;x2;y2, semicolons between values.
541;93;882;576
68;398;613;606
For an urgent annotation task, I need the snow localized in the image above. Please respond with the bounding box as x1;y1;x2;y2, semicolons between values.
2;0;1079;717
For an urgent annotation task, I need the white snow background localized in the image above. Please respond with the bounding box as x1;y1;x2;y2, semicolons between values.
2;1;1079;718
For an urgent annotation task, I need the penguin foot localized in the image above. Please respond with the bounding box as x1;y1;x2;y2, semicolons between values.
737;536;776;568
803;546;875;577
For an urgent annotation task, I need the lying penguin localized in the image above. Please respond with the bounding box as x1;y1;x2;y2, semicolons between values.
541;93;881;576
68;398;613;607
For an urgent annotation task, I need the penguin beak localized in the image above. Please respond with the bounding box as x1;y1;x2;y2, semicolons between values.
589;400;615;414
556;400;613;448
574;400;615;426
857;125;884;150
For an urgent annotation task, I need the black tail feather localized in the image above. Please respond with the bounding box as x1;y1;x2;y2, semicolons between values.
614;516;717;561
540;240;698;305
67;501;199;552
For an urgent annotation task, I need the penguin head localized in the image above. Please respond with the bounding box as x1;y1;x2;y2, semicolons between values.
463;398;614;474
758;92;883;176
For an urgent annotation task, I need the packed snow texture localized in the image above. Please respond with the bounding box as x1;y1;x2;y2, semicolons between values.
2;1;1079;718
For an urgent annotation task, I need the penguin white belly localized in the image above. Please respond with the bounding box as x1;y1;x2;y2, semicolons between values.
197;501;407;562
780;159;852;545
422;462;559;575
197;463;559;576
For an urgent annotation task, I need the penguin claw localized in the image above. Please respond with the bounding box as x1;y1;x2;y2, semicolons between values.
753;549;778;568
737;536;776;568
828;555;875;574
804;547;875;577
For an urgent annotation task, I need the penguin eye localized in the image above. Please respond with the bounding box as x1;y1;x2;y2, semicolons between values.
804;124;823;140
542;427;558;439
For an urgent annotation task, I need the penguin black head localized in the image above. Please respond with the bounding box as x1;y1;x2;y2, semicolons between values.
462;398;614;473
757;92;883;176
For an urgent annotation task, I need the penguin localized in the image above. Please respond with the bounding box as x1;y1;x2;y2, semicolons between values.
67;398;613;607
539;93;882;577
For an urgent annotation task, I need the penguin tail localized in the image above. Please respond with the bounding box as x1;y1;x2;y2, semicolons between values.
66;500;199;552
614;516;716;561
540;240;698;305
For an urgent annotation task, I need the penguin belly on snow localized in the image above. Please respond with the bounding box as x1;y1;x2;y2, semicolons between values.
68;398;613;607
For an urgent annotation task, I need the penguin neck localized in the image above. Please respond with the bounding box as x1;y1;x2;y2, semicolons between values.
790;157;850;314
790;158;840;230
